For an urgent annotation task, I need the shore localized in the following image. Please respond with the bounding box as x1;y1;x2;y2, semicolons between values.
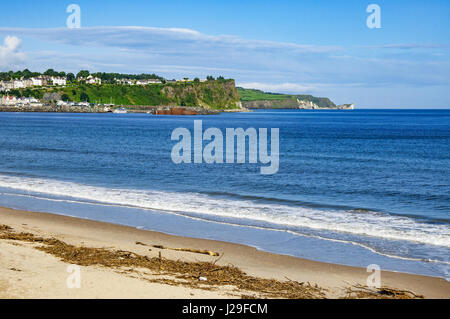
0;206;448;299
0;106;224;115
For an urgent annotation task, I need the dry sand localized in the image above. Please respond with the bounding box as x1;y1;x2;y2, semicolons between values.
0;206;448;299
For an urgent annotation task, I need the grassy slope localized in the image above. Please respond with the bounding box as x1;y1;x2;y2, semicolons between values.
16;80;241;109
237;87;336;108
237;87;292;101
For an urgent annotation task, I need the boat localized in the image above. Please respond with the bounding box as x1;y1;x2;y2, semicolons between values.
113;107;128;114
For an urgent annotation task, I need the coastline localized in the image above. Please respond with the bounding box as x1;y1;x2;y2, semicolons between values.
1;206;448;299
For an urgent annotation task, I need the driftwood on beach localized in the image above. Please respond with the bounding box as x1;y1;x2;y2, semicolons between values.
136;242;220;256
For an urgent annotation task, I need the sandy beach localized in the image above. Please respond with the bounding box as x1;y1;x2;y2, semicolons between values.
0;206;448;299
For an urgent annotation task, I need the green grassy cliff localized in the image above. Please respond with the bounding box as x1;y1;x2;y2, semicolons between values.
11;80;242;110
237;87;341;109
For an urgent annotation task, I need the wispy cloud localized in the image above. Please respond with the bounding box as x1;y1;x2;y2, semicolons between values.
0;36;26;69
0;26;342;54
237;82;317;94
360;43;449;50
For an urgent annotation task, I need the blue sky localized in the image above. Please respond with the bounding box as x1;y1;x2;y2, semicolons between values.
0;0;449;108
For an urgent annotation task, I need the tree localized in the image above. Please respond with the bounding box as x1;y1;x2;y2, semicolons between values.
193;78;200;83
76;70;90;79
22;69;32;79
44;69;58;77
66;73;75;82
12;70;22;79
80;92;90;102
206;76;215;81
61;94;70;101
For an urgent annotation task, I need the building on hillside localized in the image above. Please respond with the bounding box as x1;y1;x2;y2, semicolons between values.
56;100;69;107
51;77;67;86
13;80;26;89
1;95;18;106
30;77;44;86
86;75;102;85
136;79;162;85
23;79;33;87
115;78;135;85
0;81;14;91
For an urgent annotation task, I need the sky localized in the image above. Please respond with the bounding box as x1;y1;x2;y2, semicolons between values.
0;0;449;108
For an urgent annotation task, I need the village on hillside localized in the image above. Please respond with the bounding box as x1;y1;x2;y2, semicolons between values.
0;69;211;108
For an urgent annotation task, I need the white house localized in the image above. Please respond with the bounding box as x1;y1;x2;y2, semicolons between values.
23;97;39;104
2;81;14;90
77;101;90;107
56;100;69;107
51;77;67;86
1;95;18;106
86;75;101;85
31;77;43;86
13;80;25;89
136;79;162;85
115;78;134;85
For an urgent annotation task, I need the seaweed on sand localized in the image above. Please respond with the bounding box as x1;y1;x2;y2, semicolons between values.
0;224;324;299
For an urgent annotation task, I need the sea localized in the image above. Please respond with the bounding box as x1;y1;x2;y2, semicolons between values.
0;109;448;279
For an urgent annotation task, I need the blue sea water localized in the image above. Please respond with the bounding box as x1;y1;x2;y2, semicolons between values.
0;109;448;279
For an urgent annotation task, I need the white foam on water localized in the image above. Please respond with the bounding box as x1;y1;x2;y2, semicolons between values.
0;173;449;249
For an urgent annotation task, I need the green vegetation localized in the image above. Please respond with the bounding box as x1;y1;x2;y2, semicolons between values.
0;69;165;83
0;69;66;80
237;87;292;101
1;69;241;110
6;80;240;109
237;87;336;108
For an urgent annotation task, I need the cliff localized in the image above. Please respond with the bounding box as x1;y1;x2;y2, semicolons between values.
15;80;242;110
161;80;241;109
238;88;354;110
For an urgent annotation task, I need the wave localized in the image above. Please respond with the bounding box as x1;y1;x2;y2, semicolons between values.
0;173;448;251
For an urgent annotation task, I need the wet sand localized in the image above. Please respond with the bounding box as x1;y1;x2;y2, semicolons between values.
0;206;448;299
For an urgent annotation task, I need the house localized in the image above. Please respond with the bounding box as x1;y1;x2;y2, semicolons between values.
51;77;67;86
30;77;44;86
5;81;14;90
77;101;90;107
23;79;33;87
0;81;14;91
136;79;162;85
79;75;101;85
115;78;135;85
24;97;39;104
1;95;18;106
56;100;69;107
86;75;101;85
30;101;43;107
13;79;26;89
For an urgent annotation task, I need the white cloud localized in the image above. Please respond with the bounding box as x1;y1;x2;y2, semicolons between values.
0;26;341;55
360;43;449;50
237;82;317;94
0;36;26;69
